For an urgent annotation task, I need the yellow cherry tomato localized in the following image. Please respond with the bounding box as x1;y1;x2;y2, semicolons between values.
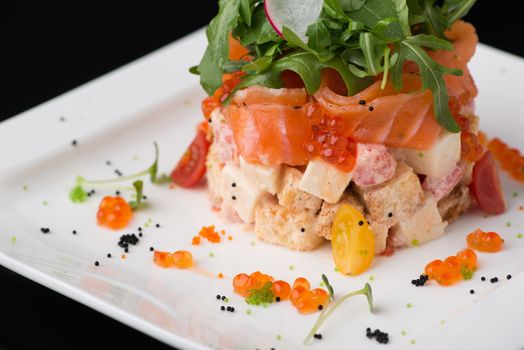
331;204;375;275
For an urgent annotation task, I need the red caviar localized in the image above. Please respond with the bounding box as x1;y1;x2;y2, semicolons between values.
424;249;478;286
304;105;358;172
450;96;484;163
232;273;328;314
97;196;133;230
273;280;291;300
172;250;193;269
290;277;329;314
233;273;252;297
467;229;504;252
154;250;193;269
198;225;221;243
201;72;244;119
488;138;524;183
153;251;174;268
191;236;201;245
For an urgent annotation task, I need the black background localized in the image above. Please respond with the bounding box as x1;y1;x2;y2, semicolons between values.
0;2;521;349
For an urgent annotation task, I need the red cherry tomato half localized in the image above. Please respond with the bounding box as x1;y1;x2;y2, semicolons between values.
171;129;210;187
471;151;506;215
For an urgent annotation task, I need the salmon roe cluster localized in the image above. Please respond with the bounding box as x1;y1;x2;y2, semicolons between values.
425;248;478;286
304;103;358;172
96;196;133;230
467;229;504;253
488;138;524;183
192;225;226;245
450;95;484;163
153;250;193;269
232;272;328;314
201;72;244;119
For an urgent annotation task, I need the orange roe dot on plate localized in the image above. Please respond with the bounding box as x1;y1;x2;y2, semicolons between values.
217;272;224;279
121;254;126;259
198;225;221;243
456;248;477;270
172;250;193;269
249;271;274;289
292;277;311;291
467;229;504;252
228;235;233;241
273;280;291;301
153;250;174;268
191;236;201;245
96;196;133;230
233;273;252;297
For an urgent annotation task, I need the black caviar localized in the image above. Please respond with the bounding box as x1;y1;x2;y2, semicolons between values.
118;233;139;251
313;333;323;340
411;274;429;287
40;227;51;234
490;277;499;283
366;328;389;344
94;261;100;267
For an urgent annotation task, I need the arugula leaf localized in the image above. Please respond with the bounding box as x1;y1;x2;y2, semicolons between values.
323;0;351;21
406;34;454;50
347;0;397;28
306;20;332;54
128;180;144;210
242;56;273;73
340;0;366;11
395;37;462;132
391;0;411;35
446;0;476;23
371;17;404;42
238;0;252;26
359;32;384;75
323;56;373;95
198;0;241;95
420;0;448;38
222;60;250;73
273;52;322;93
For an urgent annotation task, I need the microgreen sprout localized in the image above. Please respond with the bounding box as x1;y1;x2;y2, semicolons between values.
321;274;335;301
304;283;373;345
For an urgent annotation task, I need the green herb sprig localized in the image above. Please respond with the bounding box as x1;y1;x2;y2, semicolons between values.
304;282;373;345
69;142;169;210
195;0;476;132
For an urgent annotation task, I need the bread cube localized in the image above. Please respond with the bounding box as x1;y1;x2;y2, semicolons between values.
254;200;325;251
390;194;447;247
277;166;322;213
355;162;424;226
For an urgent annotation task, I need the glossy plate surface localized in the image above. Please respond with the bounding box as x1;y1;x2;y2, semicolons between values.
1;29;524;349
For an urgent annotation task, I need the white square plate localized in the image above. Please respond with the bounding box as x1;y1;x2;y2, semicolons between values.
1;29;524;350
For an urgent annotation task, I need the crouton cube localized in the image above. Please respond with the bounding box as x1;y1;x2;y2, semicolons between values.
277;166;322;213
390;194;447;247
254;200;325;251
355;162;424;226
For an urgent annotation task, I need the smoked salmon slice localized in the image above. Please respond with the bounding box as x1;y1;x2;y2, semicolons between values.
228;87;312;166
227;21;478;166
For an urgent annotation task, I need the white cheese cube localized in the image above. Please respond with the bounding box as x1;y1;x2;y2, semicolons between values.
220;163;269;224
394;132;461;178
391;194;447;247
299;159;353;204
239;157;282;195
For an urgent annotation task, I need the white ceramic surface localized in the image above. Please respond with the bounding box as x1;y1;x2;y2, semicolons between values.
1;29;524;350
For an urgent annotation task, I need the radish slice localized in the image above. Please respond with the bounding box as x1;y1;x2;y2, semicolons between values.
264;0;324;42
